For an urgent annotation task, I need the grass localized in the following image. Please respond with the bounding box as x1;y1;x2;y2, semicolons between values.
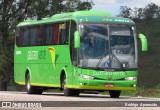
101;86;160;98
7;79;25;91
136;85;160;98
135;89;160;98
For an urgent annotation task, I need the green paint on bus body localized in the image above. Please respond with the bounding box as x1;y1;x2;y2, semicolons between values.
138;33;148;51
14;10;146;95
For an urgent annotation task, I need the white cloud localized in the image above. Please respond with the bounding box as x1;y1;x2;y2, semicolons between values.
130;0;160;8
92;0;117;5
92;0;160;15
92;0;137;5
93;0;160;6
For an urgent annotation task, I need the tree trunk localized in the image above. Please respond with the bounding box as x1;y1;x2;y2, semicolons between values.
0;78;8;91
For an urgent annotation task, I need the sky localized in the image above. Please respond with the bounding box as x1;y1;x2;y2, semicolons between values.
92;0;160;16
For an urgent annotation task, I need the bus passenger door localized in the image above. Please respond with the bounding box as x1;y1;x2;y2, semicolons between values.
70;21;80;87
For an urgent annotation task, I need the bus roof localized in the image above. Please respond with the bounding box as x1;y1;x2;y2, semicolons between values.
17;10;135;27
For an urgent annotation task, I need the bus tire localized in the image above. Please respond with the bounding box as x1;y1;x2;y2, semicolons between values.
62;75;75;96
26;74;37;94
35;87;43;94
109;90;121;98
73;89;80;96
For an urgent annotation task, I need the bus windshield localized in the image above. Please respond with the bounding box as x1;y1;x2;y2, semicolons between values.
79;23;137;70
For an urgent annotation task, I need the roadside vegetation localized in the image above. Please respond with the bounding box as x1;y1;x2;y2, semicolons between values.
100;85;160;98
121;86;160;98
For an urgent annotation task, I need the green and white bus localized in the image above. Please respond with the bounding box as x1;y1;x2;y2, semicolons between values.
14;10;147;98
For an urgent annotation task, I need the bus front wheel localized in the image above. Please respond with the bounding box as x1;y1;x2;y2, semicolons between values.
62;76;80;96
109;90;121;98
62;76;72;96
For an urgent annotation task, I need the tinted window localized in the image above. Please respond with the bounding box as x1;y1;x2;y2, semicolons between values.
16;27;23;46
59;22;69;44
52;24;59;44
30;28;36;46
45;25;52;45
23;28;29;46
16;21;70;47
37;26;45;46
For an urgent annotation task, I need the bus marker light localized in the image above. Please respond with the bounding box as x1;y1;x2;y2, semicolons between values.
80;83;83;86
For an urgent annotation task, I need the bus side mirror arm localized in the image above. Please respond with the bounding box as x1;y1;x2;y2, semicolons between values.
74;31;80;48
138;33;148;51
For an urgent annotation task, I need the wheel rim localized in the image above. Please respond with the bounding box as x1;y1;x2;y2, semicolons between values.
62;78;67;91
27;76;30;90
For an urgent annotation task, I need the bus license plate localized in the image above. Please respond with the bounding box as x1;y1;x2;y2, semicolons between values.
104;84;114;88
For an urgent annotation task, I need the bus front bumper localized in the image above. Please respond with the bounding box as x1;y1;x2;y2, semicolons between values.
67;79;137;91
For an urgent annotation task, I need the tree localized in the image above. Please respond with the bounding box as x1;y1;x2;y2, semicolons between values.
0;0;94;91
156;6;160;18
118;6;132;19
143;3;159;19
0;0;32;91
137;8;144;19
28;0;94;20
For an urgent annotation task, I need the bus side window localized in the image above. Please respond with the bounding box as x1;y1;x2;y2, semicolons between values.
52;24;59;44
45;25;52;45
59;22;69;44
37;26;44;46
23;27;29;46
30;27;36;46
36;27;40;46
16;27;23;46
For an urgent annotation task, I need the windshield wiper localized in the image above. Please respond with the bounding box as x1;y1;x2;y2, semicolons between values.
110;52;125;71
96;49;108;69
95;50;126;71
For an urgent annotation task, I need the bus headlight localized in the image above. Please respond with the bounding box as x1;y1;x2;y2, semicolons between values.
125;76;137;80
79;74;94;79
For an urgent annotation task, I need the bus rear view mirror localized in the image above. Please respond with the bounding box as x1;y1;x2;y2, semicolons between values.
74;31;80;48
138;33;148;51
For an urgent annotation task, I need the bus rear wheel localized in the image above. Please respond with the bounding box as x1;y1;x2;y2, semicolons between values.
109;90;121;98
26;74;43;94
62;76;80;96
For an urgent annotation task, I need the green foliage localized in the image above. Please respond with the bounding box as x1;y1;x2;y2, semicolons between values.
25;0;94;20
102;86;160;98
121;87;160;98
143;3;159;19
135;19;160;88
